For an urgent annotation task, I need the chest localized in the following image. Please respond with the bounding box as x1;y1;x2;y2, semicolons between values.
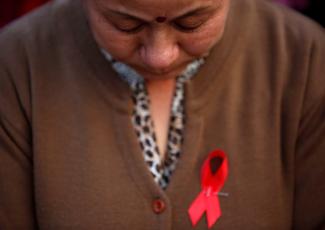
32;93;294;229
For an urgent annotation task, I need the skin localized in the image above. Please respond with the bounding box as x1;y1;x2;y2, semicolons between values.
84;0;231;158
84;0;230;80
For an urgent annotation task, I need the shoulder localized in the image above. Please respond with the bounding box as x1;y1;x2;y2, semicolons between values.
234;0;325;48
0;0;82;122
0;1;54;51
0;0;79;66
229;0;325;73
218;0;325;123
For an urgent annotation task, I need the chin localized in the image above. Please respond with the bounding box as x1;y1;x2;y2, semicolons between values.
139;68;186;81
135;61;195;81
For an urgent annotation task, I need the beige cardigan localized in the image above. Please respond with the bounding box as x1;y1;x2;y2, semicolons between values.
0;0;324;229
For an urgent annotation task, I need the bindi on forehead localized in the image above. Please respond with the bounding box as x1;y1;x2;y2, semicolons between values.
96;0;218;24
155;16;167;23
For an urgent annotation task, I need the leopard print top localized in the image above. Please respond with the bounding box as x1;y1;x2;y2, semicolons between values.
102;50;204;189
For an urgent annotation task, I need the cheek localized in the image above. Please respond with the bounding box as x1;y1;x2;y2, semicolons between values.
180;13;228;57
87;12;138;60
180;31;223;57
94;29;137;60
99;35;136;61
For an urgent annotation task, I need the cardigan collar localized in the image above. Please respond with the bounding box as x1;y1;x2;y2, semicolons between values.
101;49;205;90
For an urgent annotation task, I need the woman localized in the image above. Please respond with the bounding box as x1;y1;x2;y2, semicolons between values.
0;0;324;229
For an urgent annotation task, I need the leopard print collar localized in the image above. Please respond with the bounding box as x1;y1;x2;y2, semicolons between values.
102;49;204;189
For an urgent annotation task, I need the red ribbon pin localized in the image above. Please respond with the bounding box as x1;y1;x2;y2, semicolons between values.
188;149;229;228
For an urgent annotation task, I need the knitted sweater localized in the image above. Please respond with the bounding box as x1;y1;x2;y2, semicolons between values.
0;0;324;229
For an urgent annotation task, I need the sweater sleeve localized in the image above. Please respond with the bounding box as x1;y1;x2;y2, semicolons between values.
0;34;37;229
293;29;325;229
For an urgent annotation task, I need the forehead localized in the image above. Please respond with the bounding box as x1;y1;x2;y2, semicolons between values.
93;0;218;17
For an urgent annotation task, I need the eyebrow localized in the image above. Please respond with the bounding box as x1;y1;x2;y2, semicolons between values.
102;6;213;22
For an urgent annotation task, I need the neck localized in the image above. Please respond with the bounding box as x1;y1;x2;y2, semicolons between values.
146;78;176;159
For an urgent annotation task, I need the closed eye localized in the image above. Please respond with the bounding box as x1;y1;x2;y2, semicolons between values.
173;21;205;32
114;23;145;33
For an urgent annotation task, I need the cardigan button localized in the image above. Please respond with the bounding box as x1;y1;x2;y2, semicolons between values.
152;198;166;214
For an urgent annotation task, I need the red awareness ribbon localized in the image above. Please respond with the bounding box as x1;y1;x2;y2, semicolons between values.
188;149;229;228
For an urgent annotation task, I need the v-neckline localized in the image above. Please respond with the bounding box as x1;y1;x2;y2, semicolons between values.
113;98;204;200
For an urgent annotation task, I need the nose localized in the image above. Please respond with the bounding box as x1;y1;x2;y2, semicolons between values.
139;29;179;72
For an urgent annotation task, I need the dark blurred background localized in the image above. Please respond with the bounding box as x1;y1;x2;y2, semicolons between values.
0;0;49;28
273;0;324;27
0;0;324;28
301;0;324;27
